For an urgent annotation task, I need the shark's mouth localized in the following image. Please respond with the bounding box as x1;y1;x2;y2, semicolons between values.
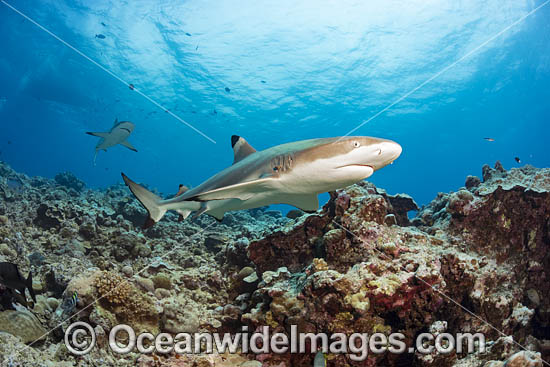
337;164;374;169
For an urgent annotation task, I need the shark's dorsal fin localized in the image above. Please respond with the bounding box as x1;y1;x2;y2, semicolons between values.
231;135;257;164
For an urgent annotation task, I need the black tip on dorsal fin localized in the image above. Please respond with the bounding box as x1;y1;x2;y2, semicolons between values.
231;135;257;164
231;135;240;148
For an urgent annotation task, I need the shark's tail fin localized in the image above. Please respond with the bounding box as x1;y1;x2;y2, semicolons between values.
121;173;166;229
26;271;36;304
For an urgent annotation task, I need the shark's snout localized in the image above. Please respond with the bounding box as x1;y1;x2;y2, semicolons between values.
387;141;402;161
371;140;402;170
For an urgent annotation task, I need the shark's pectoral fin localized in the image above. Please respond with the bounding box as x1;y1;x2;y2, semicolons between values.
86;131;110;138
120;140;137;152
285;193;319;212
207;210;225;222
186;177;274;202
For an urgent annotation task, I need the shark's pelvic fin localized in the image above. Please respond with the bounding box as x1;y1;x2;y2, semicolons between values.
86;131;109;138
231;135;257;164
176;209;191;222
120;140;138;152
186;177;274;202
121;173;166;228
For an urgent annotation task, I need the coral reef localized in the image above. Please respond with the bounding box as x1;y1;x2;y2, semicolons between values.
236;164;550;366
0;160;549;366
54;171;86;193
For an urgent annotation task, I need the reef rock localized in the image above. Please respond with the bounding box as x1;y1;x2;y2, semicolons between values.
0;308;47;344
241;164;550;366
1;160;550;367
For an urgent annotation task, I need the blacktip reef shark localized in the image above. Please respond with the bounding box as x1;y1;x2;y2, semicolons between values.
86;119;137;165
122;135;402;228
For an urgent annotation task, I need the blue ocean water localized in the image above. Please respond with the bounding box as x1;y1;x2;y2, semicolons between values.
0;0;549;210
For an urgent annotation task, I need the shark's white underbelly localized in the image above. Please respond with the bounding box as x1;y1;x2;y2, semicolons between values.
159;162;373;220
204;192;282;218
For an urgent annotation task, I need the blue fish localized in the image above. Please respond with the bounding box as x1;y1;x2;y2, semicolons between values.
314;351;326;367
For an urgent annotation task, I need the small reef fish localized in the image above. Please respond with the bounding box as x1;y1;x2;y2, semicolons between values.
0;285;19;310
122;135;402;228
515;157;521;163
0;262;36;308
484;137;495;142
95;34;106;39
314;351;326;367
225;87;231;93
86;119;138;165
55;291;78;317
101;22;107;27
129;83;135;90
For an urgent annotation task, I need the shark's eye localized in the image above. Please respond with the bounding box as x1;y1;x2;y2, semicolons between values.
353;141;361;148
273;166;279;172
